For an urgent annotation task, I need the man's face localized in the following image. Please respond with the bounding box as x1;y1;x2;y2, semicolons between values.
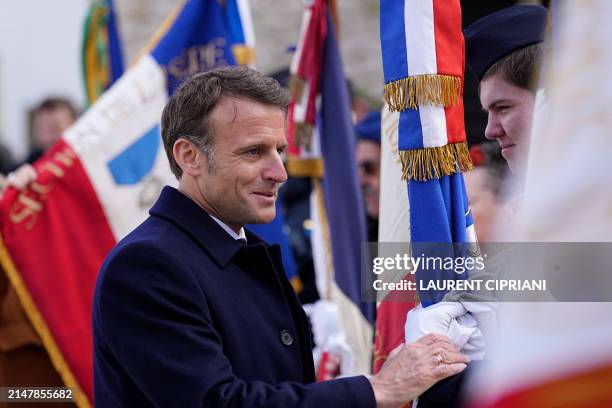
32;107;75;150
464;167;498;243
480;73;535;173
195;97;288;231
356;140;381;218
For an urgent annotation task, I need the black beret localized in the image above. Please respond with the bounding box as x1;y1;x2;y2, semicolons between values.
465;5;548;81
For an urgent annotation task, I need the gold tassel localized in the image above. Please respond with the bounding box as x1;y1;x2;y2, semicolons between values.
399;142;473;181
384;74;462;112
288;75;306;100
290;276;304;294
293;122;314;151
231;45;256;66
286;158;325;178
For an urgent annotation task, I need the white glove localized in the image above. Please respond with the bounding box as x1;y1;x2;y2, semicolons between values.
461;301;499;349
405;302;485;360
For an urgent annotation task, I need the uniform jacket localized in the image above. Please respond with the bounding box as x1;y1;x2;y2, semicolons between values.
93;186;375;407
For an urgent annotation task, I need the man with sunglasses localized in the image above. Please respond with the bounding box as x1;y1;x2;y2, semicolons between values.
355;111;382;242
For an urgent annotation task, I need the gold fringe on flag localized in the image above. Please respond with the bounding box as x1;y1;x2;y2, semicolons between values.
293;122;314;151
231;45;256;66
384;74;462;112
399;142;473;181
286;157;324;178
288;75;306;100
290;276;304;294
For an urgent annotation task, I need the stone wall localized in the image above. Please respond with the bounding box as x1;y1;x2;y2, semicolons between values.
114;0;383;101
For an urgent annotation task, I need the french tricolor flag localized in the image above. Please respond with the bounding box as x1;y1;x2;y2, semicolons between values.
381;0;469;178
374;0;476;370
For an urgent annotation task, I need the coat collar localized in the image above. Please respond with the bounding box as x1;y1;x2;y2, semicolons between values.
149;186;270;267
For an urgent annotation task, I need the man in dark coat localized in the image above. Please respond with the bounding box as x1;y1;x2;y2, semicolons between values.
93;66;468;407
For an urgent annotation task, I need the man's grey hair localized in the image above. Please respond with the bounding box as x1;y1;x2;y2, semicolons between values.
161;66;290;178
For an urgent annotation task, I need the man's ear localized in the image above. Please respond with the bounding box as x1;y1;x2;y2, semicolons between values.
173;139;202;177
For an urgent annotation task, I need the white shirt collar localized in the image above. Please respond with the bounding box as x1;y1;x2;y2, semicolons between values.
208;214;247;242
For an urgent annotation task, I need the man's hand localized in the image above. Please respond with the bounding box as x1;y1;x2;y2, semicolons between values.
368;333;469;408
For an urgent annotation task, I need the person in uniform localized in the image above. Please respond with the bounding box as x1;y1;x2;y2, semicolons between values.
416;5;549;407
465;4;548;174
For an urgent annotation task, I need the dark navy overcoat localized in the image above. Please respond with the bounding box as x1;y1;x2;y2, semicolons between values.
93;186;374;407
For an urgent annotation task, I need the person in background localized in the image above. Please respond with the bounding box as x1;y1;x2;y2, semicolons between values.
354;110;381;242
464;142;510;242
26;97;77;165
0;143;15;177
346;79;374;124
3;98;78;191
0;143;16;191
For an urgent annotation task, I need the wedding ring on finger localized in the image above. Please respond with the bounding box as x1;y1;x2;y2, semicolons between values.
436;353;444;364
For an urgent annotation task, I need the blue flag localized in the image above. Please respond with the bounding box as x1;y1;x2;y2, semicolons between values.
319;15;373;323
151;0;248;95
409;174;474;306
379;0;475;307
